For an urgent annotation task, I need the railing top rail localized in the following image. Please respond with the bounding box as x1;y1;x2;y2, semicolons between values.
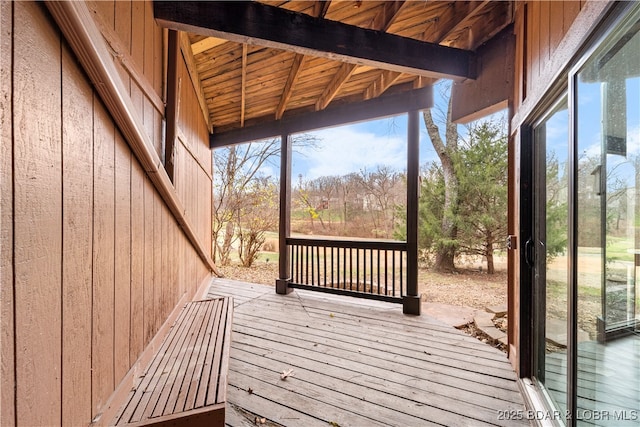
287;237;407;251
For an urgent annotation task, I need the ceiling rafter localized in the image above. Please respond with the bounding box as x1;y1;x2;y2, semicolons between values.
315;62;358;111
371;1;407;32
362;1;489;100
240;44;247;127
190;36;227;55
439;1;491;47
363;70;403;100
315;0;409;111
276;54;306;120
275;0;331;120
313;0;331;19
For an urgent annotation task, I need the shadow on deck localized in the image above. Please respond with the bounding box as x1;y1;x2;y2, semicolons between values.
207;278;529;427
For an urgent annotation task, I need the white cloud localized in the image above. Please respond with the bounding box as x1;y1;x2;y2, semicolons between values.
295;126;407;180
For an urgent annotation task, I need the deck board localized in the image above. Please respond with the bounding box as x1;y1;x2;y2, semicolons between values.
208;278;529;426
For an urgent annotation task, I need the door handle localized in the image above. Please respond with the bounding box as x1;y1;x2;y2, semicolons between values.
525;237;535;268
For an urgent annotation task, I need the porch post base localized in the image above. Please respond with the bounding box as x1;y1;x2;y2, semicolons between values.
402;295;421;315
276;279;292;295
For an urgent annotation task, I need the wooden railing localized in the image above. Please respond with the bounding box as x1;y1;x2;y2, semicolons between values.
287;237;407;303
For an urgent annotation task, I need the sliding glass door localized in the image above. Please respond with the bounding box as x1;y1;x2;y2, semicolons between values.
573;7;640;424
530;4;640;425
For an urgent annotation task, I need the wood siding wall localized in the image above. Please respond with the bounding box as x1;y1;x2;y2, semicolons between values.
176;56;213;251
1;1;213;425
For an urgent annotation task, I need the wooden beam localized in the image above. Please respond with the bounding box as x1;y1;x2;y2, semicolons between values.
276;53;306;120
211;86;433;147
315;63;357;111
153;1;476;80
179;32;212;132
190;36;227;55
240;43;247;127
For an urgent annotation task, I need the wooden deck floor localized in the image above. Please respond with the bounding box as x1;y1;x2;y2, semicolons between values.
207;278;529;427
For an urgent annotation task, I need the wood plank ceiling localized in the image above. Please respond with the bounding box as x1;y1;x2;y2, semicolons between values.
173;1;513;135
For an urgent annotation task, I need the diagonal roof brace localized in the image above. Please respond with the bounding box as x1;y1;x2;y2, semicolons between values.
154;1;477;80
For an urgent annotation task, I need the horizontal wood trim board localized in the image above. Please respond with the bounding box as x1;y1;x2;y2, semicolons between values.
177;128;212;181
44;0;220;276
153;1;476;80
288;283;403;304
287;237;407;251
211;85;433;147
86;0;165;115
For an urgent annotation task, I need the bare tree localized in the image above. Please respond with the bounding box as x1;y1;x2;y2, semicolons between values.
213;135;318;265
423;86;459;272
357;166;404;238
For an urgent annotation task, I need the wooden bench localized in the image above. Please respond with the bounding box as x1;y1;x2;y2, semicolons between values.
112;297;233;426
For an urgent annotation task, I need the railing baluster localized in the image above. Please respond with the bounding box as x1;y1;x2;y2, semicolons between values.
330;246;334;287
356;247;360;290
377;249;380;295
384;249;388;296
392;250;396;296
348;248;351;291
323;246;326;287
400;250;404;296
291;244;294;282
304;245;308;285
316;245;321;287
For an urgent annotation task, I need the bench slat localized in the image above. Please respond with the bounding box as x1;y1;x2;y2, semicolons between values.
118;302;199;424
135;302;210;422
151;300;216;418
114;297;232;426
204;296;230;407
165;299;220;415
181;299;222;412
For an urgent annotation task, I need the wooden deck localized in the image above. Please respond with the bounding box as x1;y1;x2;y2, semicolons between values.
206;278;529;426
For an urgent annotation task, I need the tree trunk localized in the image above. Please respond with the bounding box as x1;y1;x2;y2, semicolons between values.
423;94;459;272
486;243;495;274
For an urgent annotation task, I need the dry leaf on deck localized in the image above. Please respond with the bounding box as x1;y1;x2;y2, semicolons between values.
280;368;295;380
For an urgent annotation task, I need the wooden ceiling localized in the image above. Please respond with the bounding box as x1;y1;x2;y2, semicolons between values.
154;1;513;141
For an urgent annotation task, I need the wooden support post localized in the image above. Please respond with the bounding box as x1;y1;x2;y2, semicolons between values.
165;29;180;181
404;109;421;315
276;133;293;294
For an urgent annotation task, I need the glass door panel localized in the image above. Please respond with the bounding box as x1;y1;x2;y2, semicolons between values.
574;7;639;424
533;98;570;420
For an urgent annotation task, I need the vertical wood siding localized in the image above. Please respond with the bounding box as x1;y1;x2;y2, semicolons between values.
0;1;15;425
514;0;584;109
61;45;94;424
13;3;63;424
1;1;214;425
